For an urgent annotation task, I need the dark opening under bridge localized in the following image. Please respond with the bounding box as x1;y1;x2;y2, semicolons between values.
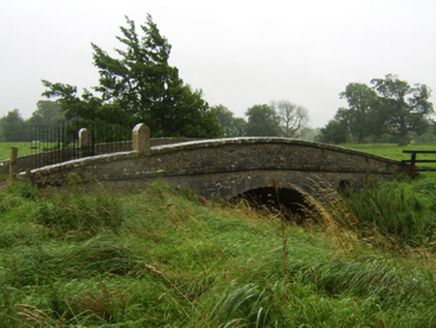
24;125;409;201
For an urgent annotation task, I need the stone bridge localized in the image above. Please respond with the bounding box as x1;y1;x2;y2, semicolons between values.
25;132;408;202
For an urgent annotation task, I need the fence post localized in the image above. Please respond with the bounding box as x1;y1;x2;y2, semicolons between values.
9;147;18;182
410;152;417;178
79;128;92;158
132;123;150;155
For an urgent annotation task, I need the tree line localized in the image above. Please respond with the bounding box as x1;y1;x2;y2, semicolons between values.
317;75;434;146
214;101;310;138
0;99;312;142
0;101;65;142
1;15;433;146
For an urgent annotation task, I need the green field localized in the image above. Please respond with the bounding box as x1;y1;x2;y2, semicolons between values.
339;142;436;161
0;142;32;160
340;142;436;170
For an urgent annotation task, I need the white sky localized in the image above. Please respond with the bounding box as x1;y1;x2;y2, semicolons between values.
1;0;435;128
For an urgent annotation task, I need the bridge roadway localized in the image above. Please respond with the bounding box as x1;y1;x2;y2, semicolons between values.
26;137;408;200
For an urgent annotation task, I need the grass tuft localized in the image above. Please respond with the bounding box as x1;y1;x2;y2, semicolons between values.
33;187;124;239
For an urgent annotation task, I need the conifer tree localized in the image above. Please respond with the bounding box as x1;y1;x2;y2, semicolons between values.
43;15;220;138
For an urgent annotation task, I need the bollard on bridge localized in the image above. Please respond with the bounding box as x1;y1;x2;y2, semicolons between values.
132;123;151;155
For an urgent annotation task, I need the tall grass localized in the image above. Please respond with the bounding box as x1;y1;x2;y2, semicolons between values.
307;175;436;250
0;180;435;326
345;179;436;248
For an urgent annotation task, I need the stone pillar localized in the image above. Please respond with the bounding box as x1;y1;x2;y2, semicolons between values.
79;128;92;158
132;123;150;155
9;147;18;182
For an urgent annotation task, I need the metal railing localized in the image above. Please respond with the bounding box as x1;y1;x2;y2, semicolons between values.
30;122;78;168
30;122;132;168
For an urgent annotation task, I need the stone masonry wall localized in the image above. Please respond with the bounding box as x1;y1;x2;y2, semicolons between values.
26;138;408;199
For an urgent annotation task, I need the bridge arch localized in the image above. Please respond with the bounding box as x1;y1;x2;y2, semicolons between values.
231;186;309;218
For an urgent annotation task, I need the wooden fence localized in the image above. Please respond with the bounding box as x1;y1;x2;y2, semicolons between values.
402;150;436;178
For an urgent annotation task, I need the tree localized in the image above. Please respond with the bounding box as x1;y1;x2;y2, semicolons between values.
271;100;308;138
300;127;320;141
213;104;247;137
28;100;65;126
316;110;349;144
325;75;434;145
43;15;220;138
339;83;380;143
232;117;248;137
245;104;281;136
0;109;29;142
371;74;433;146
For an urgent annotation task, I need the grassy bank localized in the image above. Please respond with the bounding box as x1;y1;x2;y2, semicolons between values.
0;180;435;327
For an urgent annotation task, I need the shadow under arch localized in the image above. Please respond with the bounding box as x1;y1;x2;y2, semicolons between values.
230;186;311;223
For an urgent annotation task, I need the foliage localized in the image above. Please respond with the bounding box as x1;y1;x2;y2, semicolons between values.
372;74;434;145
271;100;309;138
245;104;281;136
316;112;349;144
299;127;320;141
213;104;246;137
215;101;310;138
27;100;65;126
322;75;434;145
413;121;436;143
0;109;29;142
0;102;64;144
42;15;221;138
339;82;381;142
0;180;435;326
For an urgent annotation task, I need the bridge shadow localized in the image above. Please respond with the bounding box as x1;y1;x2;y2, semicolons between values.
230;187;312;224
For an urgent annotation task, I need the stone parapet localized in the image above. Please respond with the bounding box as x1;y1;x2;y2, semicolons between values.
0;136;202;176
24;138;410;199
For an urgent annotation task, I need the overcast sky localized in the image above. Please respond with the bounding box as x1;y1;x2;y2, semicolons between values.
1;0;435;128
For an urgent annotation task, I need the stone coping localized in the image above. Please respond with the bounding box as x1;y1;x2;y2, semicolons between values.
151;137;402;164
22;151;137;176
